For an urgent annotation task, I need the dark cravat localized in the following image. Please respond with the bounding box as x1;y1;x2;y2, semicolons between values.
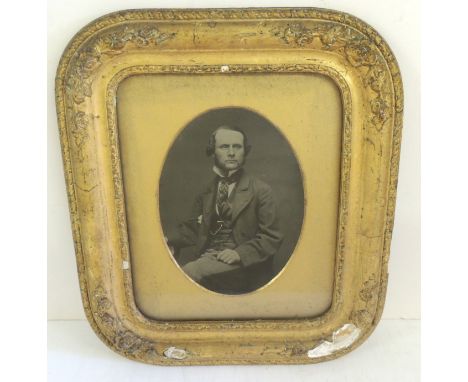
216;178;230;215
215;170;241;216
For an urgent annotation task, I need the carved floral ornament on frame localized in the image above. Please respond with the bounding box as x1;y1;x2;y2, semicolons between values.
56;8;403;365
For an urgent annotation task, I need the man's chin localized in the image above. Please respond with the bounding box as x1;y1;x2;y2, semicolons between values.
224;163;240;170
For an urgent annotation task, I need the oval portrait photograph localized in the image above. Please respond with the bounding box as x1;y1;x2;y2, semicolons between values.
160;107;304;294
117;73;341;319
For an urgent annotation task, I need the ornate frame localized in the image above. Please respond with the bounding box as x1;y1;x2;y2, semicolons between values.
55;8;403;365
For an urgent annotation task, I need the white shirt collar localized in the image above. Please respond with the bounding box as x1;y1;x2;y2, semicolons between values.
212;166;240;178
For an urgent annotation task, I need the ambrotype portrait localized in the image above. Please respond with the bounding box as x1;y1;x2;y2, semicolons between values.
160;108;304;295
118;73;340;319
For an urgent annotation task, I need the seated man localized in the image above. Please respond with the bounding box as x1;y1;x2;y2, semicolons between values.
166;125;283;294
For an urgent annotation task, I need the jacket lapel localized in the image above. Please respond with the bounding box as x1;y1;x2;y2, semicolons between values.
202;178;217;227
231;173;253;222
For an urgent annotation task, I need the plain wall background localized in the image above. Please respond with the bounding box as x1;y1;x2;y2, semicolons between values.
48;0;420;320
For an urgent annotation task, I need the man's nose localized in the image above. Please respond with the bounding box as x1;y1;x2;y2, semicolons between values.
227;147;235;156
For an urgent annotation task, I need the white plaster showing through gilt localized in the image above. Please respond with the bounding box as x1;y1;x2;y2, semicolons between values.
307;323;361;358
163;347;187;360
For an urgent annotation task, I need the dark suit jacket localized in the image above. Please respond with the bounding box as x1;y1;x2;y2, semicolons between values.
168;171;283;268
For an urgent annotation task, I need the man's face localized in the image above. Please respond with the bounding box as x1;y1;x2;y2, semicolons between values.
213;129;245;173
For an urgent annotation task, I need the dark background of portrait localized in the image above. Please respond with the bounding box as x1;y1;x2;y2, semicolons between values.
159;107;304;275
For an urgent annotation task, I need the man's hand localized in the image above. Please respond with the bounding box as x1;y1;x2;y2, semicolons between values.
216;249;241;265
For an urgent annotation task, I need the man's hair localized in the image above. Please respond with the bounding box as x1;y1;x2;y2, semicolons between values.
206;125;252;156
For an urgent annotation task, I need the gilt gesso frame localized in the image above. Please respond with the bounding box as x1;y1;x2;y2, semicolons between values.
55;8;403;365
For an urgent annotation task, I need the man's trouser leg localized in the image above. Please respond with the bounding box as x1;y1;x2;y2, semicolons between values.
182;253;241;283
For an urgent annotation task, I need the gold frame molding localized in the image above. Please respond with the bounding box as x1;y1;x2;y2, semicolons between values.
55;8;403;365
